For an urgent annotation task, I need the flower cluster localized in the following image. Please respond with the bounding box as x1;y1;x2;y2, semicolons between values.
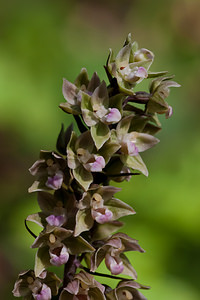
13;34;179;299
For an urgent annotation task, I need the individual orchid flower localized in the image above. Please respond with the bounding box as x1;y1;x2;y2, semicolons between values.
90;233;144;279
59;271;106;300
31;227;94;276
12;269;61;300
28;151;70;193
60;68;101;115
146;76;180;116
106;280;150;300
26;190;78;231
106;33;154;95
67;130;106;190
114;116;160;176
81;81;124;149
74;185;135;236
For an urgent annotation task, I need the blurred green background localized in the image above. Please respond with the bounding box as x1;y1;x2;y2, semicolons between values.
1;0;200;299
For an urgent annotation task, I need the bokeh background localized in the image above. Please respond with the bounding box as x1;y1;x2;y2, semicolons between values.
1;0;200;299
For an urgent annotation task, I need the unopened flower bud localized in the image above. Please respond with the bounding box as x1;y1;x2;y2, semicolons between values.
134;48;154;62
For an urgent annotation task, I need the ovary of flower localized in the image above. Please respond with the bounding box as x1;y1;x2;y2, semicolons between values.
104;108;121;124
33;283;51;300
92;208;113;224
49;245;69;266
105;254;124;275
45;171;63;190
84;155;105;172
46;215;66;227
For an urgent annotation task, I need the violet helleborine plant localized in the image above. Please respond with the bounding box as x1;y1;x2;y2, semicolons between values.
13;34;180;300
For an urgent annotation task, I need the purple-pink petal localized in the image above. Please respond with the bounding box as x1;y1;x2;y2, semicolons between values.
50;246;69;266
34;284;51;300
45;171;63;190
105;254;124;275
93;208;113;224
46;215;66;227
104;108;121;124
135;67;148;79
127;141;139;156
65;280;79;295
86;156;105;172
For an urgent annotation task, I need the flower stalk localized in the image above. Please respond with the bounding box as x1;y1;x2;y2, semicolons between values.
13;33;179;300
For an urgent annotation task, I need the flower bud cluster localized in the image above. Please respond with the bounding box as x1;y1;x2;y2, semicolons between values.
13;34;179;299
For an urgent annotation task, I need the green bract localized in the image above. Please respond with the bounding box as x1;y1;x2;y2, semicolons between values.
13;34;179;300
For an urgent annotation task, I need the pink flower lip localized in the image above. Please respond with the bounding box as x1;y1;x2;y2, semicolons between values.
34;283;51;300
93;208;113;224
49;245;69;266
127;141;139;156
45;171;63;190
105;254;124;275
135;66;148;79
85;156;105;172
46;215;66;227
104;108;121;124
